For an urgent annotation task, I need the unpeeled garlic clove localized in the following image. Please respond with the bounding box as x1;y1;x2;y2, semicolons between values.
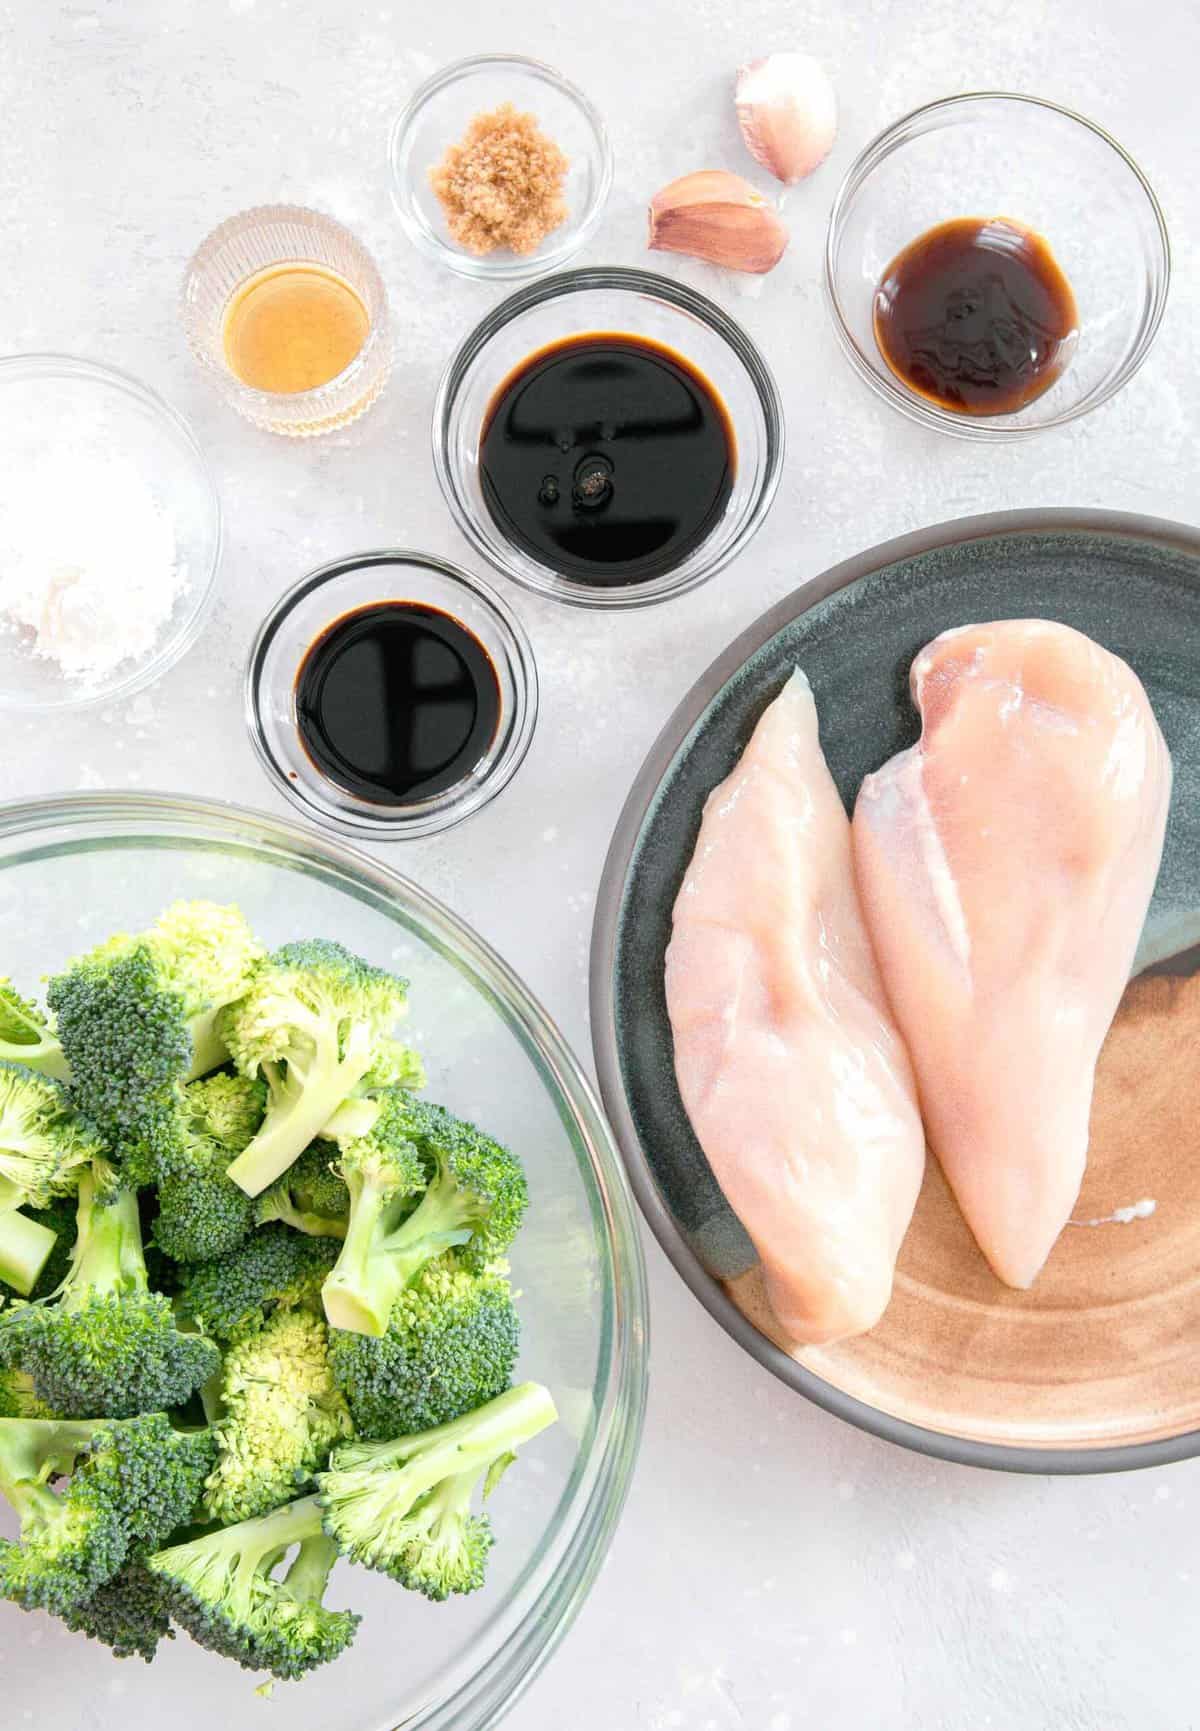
735;52;837;185
647;170;789;274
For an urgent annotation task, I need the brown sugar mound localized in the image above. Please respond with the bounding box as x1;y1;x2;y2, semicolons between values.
430;103;570;257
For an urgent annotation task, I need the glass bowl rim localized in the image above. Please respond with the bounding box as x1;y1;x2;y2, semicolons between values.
387;53;615;284
0;787;650;1728
180;202;392;414
0;351;222;713
431;265;787;610
823;90;1172;442
244;547;540;840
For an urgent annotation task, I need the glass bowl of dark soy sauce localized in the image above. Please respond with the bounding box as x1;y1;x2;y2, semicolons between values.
825;93;1169;440
433;268;784;608
245;551;537;838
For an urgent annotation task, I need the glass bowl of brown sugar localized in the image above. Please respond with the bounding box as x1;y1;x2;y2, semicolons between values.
389;54;613;282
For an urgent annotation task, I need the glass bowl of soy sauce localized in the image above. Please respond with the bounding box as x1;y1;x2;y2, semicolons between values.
245;551;537;838
433;267;785;608
825;93;1170;439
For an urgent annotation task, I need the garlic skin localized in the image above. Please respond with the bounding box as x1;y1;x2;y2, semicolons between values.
647;171;789;274
736;52;837;185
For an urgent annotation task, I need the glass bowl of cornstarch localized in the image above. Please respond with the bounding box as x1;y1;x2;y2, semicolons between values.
0;355;221;711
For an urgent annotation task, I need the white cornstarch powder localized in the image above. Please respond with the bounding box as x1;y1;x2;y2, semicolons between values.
0;435;188;683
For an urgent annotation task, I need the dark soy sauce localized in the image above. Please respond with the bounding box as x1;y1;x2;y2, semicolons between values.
295;603;499;806
873;217;1079;416
479;332;736;587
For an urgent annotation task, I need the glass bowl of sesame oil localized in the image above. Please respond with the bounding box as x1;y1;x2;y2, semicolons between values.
181;205;392;436
825;94;1169;439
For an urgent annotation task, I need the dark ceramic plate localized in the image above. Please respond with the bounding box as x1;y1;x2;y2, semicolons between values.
591;509;1200;1473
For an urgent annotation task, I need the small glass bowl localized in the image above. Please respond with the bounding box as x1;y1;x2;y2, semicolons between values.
0;354;221;713
389;54;613;282
181;205;392;436
825;93;1170;439
246;550;538;839
433;267;785;609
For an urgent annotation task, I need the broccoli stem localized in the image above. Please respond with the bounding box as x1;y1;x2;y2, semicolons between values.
258;1198;347;1241
187;1011;229;1083
0;1207;58;1296
61;1172;147;1307
332;1382;557;1493
226;1041;376;1200
0;1416;106;1526
321;1165;474;1338
159;1490;325;1582
279;1532;340;1605
0;1038;69;1084
319;1169;402;1337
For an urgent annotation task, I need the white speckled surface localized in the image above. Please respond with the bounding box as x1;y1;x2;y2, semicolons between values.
4;1;1200;1726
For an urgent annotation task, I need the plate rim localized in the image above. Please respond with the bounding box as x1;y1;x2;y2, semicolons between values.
590;506;1200;1475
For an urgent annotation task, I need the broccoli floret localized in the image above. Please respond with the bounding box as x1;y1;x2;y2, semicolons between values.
321;1095;527;1338
59;1557;174;1662
187;1072;267;1150
220;941;409;1200
204;1308;352;1526
0;1163;220;1417
153;1166;257;1265
0;1063;102;1296
317;1382;556;1601
0;1411;214;1615
147;1494;360;1680
0;979;69;1081
329;1258;518;1438
256;1143;350;1239
47;902;263;1141
149;1076;265;1264
174;1224;340;1343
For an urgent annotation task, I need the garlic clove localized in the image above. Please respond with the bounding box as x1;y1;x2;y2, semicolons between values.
647;170;789;274
735;52;837;185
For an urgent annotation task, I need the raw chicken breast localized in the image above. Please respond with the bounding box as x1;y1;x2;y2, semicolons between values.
853;620;1172;1290
665;670;926;1346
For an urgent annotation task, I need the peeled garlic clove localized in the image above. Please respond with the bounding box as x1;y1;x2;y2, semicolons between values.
647;170;789;274
736;52;837;185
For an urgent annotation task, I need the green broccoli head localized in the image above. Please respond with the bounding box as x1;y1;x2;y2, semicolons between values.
317;1381;556;1601
147;1075;266;1264
47;903;263;1139
147;1494;360;1680
321;1095;527;1339
0;1411;214;1616
0;980;69;1081
186;1072;267;1150
0;1166;220;1417
153;1165;257;1265
174;1224;340;1343
204;1307;352;1526
59;1557;174;1663
0;1062;104;1296
256;1142;350;1240
329;1257;519;1438
221;941;409;1200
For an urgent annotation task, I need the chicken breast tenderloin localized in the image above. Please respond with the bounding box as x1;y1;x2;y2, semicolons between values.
665;669;926;1346
852;620;1172;1291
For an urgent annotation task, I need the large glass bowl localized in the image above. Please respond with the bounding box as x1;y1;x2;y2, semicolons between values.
825;93;1170;439
0;794;647;1731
